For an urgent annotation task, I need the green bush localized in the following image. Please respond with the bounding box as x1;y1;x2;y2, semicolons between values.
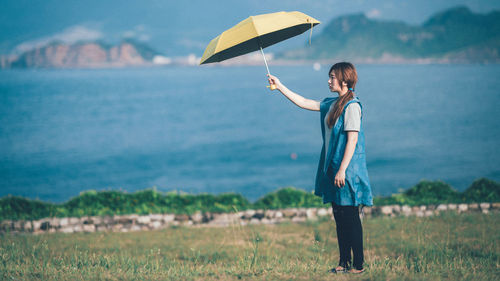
462;178;500;203
0;178;499;220
374;180;462;206
253;187;323;209
0;196;55;220
402;180;461;205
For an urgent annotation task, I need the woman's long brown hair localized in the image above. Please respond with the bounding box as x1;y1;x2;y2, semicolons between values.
326;62;358;129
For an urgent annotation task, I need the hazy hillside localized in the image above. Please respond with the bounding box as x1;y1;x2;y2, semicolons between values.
2;39;163;69
280;6;500;63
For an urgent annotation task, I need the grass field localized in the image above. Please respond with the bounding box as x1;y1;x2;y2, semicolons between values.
1;212;498;280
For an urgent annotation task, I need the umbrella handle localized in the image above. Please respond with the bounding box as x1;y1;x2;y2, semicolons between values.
259;46;276;91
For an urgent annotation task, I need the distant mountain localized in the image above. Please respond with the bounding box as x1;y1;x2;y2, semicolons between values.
1;39;164;69
280;6;500;63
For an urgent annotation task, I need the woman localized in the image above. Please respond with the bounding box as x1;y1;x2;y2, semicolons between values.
267;62;373;274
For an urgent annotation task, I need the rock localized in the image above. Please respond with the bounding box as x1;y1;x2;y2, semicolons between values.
190;212;203;224
282;208;297;218
162;214;175;223
458;204;468;212
492;203;500;210
264;210;275;219
137;216;151;224
149;221;162;229
23;221;33;231
436;204;447;211
424;210;434;217
59;218;69;227
447;204;457;211
291;216;306;223
297;208;308;217
96;225;110;232
317;208;329;216
401;205;412;214
129;225;142;232
80;216;92;225
468;203;480;211
32;220;42;231
73;225;83;232
175;214;189;222
415;211;424;217
480;203;490;214
150;214;163;221
101;216;113;225
83;224;96;232
249;218;260;225
306;208;317;220
211;213;240;226
381;206;393;216
13;220;24;231
274;211;284;219
419;205;427;211
260;218;273;225
114;215;131;224
60;227;74;233
68;217;80;225
479;202;490;210
49;218;60;228
90;216;102;225
243;210;256;219
112;224;124;232
427;205;437;211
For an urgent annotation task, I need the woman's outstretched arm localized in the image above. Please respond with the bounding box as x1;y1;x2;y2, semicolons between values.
268;74;320;111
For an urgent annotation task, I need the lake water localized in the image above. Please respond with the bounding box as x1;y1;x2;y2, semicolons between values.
1;64;499;203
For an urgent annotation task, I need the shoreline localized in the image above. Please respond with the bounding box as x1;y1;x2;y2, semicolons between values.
1;55;499;70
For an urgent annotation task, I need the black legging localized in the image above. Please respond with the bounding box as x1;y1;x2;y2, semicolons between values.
332;204;364;270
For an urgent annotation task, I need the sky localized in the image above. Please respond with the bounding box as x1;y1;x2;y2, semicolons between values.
0;0;499;56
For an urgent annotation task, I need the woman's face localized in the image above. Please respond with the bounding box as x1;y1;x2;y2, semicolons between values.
328;71;342;93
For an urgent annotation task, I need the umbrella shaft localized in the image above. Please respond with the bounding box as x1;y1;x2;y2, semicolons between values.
259;46;271;76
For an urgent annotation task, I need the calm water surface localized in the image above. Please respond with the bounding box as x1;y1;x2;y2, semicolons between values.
0;64;499;202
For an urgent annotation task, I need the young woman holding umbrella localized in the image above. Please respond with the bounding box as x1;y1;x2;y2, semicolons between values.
267;62;373;274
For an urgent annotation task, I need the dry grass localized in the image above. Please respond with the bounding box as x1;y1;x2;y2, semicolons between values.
1;212;499;280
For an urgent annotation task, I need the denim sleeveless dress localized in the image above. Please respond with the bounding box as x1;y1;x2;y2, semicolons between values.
314;96;373;206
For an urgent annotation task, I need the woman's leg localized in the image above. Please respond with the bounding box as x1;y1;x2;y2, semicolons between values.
332;203;351;268
344;206;364;270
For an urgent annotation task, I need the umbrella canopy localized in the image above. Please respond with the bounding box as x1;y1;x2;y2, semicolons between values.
199;11;320;65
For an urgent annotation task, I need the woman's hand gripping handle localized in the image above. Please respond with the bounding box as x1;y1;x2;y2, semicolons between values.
267;74;279;91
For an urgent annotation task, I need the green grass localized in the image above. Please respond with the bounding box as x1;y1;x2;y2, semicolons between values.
1;212;498;280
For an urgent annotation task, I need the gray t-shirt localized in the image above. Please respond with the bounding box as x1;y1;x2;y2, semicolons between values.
324;102;361;159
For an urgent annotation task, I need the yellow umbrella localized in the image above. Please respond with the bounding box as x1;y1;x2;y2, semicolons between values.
199;11;320;89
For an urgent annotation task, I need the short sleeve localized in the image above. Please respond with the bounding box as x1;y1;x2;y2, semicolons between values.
344;103;361;131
